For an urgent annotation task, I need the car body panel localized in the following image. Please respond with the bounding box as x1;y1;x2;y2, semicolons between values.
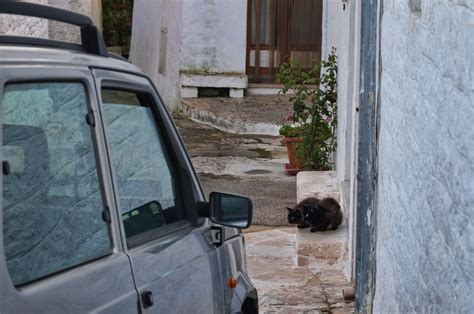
0;45;257;313
0;65;139;313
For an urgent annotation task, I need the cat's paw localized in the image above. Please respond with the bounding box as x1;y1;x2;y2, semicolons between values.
310;228;317;232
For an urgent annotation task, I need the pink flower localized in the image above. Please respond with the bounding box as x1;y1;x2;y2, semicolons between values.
326;115;333;123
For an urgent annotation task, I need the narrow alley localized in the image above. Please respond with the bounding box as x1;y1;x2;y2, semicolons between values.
176;96;354;313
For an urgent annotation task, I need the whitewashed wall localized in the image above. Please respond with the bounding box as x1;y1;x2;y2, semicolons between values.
373;1;474;312
322;0;356;183
180;0;247;75
129;0;183;111
322;0;361;280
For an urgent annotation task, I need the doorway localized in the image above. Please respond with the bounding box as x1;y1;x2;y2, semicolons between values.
246;0;323;83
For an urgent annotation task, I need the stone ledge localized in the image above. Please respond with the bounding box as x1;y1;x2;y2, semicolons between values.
180;73;248;89
296;171;349;276
296;171;340;203
297;226;348;268
181;99;281;135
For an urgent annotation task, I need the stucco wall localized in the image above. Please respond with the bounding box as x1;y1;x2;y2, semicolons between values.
322;1;360;184
373;1;474;313
48;0;96;43
0;0;97;43
129;0;183;111
180;0;247;74
0;0;49;37
322;0;361;280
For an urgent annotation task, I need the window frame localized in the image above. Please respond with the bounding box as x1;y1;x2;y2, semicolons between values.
100;87;188;247
0;75;121;288
92;69;204;250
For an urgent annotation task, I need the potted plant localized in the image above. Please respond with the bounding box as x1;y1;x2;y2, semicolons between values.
278;110;307;174
279;124;304;174
278;48;338;174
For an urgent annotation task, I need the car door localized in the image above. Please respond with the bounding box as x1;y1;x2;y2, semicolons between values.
0;66;138;313
92;69;226;313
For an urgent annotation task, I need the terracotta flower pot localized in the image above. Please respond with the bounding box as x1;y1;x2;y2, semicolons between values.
281;136;303;175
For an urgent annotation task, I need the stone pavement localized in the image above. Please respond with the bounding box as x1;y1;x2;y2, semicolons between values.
175;117;296;226
175;98;353;313
181;95;292;136
245;228;353;313
244;171;353;313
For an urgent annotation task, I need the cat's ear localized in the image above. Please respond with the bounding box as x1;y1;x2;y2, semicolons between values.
287;207;294;212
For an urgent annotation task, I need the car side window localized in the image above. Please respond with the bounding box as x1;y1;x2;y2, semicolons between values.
2;82;112;286
101;89;185;246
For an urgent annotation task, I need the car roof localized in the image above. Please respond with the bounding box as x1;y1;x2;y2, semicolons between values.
0;45;142;74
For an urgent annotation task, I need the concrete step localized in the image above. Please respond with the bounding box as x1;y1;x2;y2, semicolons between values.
244;228;353;313
297;171;341;203
297;224;348;270
296;171;350;276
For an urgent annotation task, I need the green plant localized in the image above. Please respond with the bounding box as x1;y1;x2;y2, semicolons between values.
278;124;305;138
102;0;133;49
277;48;338;170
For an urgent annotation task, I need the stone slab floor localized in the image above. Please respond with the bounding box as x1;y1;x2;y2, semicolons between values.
245;228;354;313
175;110;354;313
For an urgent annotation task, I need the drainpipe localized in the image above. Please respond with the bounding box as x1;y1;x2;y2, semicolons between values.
355;0;382;313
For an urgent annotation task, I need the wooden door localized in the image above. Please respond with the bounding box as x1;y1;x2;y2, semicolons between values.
246;0;323;83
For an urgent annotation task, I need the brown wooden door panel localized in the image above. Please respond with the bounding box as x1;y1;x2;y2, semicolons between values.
247;0;323;83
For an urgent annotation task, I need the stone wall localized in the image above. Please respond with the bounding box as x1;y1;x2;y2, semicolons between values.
0;0;49;37
129;0;183;111
0;0;98;42
48;0;97;43
373;1;474;312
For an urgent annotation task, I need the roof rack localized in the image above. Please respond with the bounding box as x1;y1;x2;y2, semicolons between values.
0;2;108;57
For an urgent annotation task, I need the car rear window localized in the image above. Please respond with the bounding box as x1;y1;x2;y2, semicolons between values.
2;82;112;286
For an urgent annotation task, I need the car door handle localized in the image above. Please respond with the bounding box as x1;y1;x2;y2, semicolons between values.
141;291;154;309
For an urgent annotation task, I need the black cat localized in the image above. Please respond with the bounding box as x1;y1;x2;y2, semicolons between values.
287;197;343;232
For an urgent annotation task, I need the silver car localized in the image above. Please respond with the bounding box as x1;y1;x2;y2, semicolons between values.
0;2;258;313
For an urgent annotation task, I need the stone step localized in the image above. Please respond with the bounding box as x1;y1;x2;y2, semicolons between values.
296;171;341;203
297;224;348;269
181;96;292;136
296;171;349;275
245;227;354;313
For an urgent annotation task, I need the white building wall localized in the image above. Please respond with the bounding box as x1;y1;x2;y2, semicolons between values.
373;1;474;312
180;0;247;74
129;0;183;111
322;0;361;280
322;1;354;182
180;0;248;94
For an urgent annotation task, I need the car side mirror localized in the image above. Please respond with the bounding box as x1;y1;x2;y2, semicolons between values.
207;192;253;229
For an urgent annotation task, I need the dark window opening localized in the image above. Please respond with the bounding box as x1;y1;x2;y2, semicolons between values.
198;87;230;98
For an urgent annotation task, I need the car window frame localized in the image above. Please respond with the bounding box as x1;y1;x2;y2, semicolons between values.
92;68;205;250
99;87;188;247
0;67;128;289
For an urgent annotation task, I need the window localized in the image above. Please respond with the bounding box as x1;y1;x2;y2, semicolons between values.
2;83;112;286
159;28;168;75
101;89;185;245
